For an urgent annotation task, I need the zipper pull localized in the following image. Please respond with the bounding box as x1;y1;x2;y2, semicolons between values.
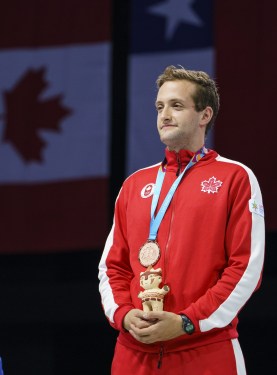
157;346;164;369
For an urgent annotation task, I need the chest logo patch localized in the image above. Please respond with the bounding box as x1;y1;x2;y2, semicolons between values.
201;176;223;194
141;183;155;199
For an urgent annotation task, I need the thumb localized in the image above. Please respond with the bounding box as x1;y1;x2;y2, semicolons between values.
143;311;162;321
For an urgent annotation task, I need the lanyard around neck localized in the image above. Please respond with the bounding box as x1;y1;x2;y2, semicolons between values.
148;147;207;241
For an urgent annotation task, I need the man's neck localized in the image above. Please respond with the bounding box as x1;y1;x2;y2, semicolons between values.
167;143;204;153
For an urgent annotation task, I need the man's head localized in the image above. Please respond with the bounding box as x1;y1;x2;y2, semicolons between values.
156;65;220;135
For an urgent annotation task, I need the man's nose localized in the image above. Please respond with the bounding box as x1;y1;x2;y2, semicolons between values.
161;106;172;121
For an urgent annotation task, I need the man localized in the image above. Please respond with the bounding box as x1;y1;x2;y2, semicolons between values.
98;66;265;374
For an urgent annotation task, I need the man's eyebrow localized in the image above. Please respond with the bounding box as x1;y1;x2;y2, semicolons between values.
155;98;185;104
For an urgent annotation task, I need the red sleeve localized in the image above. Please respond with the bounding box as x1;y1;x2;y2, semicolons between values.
180;168;265;333
98;183;135;332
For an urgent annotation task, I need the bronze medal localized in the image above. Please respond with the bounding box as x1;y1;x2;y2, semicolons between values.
139;240;160;267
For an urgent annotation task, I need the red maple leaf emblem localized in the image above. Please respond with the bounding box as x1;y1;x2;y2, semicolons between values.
201;176;223;194
2;67;72;163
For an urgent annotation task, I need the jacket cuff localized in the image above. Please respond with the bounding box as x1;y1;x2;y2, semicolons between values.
113;304;134;333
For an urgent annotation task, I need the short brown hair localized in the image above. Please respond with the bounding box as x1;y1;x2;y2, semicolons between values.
156;65;220;134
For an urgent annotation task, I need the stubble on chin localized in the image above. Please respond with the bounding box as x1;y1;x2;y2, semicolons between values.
159;135;181;151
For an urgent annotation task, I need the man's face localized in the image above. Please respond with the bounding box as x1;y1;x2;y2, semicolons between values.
156;80;207;152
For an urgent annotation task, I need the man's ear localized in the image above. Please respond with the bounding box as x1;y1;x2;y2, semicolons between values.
200;106;213;125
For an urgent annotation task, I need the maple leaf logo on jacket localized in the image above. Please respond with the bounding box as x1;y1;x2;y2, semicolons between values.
201;176;223;194
2;67;72;163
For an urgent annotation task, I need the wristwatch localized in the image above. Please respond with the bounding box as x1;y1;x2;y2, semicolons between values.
180;314;195;335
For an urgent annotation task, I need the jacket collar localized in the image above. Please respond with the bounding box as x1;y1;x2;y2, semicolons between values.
162;147;210;174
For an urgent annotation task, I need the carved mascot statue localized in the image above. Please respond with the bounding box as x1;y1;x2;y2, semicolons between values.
138;266;170;312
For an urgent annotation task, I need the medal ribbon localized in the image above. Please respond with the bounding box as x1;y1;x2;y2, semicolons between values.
149;146;207;240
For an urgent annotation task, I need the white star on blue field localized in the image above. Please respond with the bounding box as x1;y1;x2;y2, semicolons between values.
148;0;203;40
130;0;213;53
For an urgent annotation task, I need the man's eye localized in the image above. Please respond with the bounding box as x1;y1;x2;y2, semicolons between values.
156;106;163;111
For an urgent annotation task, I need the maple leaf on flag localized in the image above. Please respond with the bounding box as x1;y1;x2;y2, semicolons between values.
2;67;72;163
201;176;223;194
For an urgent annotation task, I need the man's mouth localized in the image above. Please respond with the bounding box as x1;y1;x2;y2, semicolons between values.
161;124;176;129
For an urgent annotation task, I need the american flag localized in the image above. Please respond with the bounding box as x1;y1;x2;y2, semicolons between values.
127;0;277;231
127;0;214;175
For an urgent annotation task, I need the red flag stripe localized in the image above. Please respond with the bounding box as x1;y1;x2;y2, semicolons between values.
215;0;277;230
0;0;111;48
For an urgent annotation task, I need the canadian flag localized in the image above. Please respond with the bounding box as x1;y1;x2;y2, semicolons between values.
0;1;111;253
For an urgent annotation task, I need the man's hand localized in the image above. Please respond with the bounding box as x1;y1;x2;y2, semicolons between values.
123;309;158;331
125;310;185;344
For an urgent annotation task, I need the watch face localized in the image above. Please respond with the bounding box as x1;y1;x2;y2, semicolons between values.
185;323;194;334
180;315;195;335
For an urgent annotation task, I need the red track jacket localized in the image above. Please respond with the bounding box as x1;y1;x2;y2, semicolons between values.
99;148;265;353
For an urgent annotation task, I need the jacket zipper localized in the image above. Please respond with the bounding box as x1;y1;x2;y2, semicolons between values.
163;183;176;309
176;153;181;176
164;153;181;292
158;156;178;368
157;345;164;369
